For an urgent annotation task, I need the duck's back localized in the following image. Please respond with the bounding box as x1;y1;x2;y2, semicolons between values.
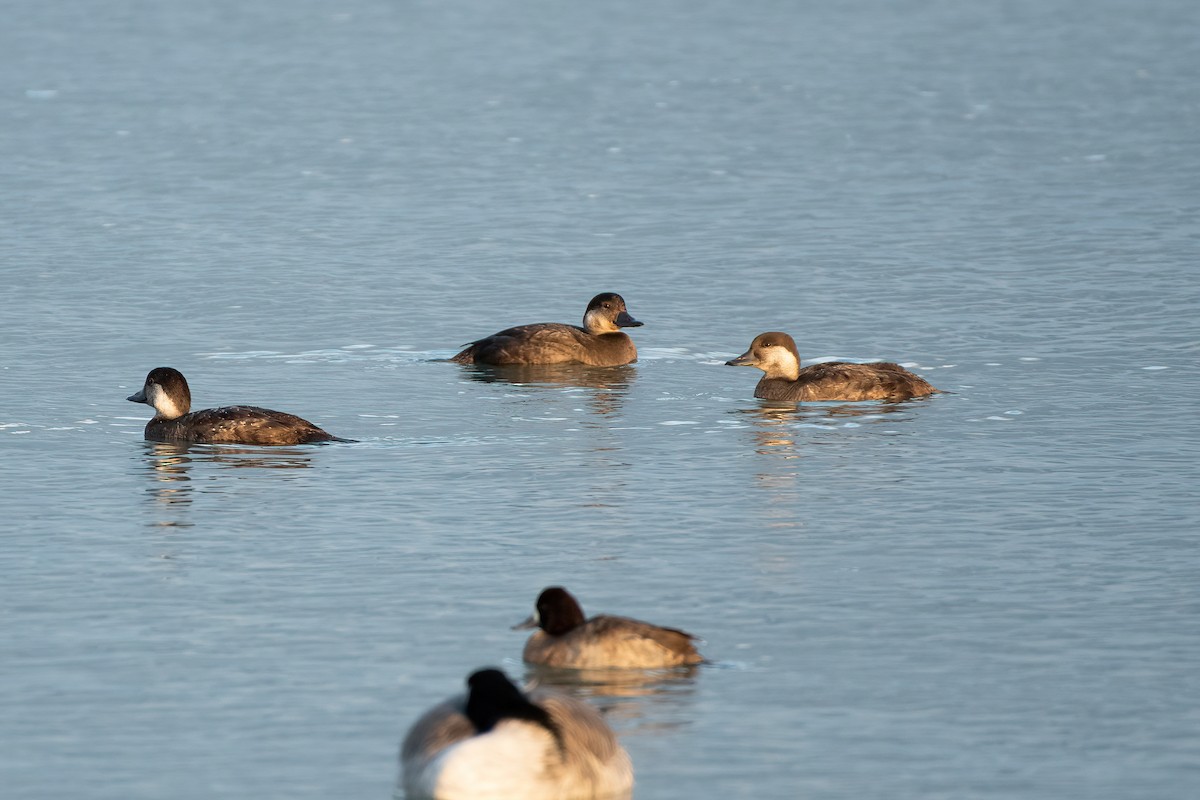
401;692;632;800
145;406;335;445
524;614;703;669
532;691;633;797
452;323;636;366
756;361;939;402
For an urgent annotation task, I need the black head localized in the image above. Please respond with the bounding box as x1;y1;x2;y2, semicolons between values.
464;668;559;742
126;367;192;417
534;586;587;636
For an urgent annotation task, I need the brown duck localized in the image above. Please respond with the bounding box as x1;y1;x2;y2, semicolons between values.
513;586;704;669
726;332;940;402
126;367;340;445
451;293;643;366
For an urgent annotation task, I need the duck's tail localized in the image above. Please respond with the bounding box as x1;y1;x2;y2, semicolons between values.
449;346;476;364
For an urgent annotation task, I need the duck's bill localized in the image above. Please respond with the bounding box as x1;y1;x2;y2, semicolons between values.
511;615;539;631
126;389;147;403
725;352;755;366
615;311;643;328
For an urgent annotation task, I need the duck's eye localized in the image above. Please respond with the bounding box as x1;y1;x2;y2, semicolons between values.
602;303;611;309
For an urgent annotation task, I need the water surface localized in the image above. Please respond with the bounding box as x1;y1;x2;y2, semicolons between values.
3;1;1198;798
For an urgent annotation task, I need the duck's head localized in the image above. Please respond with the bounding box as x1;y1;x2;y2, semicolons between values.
512;586;587;636
725;332;801;379
127;367;192;419
464;668;557;738
582;293;642;334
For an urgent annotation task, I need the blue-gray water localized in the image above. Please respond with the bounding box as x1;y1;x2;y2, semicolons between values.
3;1;1198;798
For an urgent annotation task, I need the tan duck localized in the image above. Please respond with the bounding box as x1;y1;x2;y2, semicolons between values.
451;293;643;366
126;367;340;445
726;332;940;402
514;586;704;670
401;667;633;800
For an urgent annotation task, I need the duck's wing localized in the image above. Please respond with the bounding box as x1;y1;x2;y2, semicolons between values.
453;323;591;365
176;406;333;445
860;362;940;398
532;690;634;793
588;615;704;660
401;695;473;767
793;362;937;401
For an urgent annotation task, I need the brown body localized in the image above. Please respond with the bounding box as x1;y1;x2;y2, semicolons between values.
726;332;940;402
515;587;704;670
143;406;336;445
127;367;338;445
451;293;642;366
522;615;704;670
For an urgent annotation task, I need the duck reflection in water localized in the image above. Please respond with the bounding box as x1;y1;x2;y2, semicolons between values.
732;404;918;529
138;441;315;508
519;663;699;735
736;401;913;455
140;442;196;509
459;363;636;417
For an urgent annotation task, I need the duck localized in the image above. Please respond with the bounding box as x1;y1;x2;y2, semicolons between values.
451;293;643;366
725;332;941;402
401;667;634;800
513;587;704;670
126;367;341;445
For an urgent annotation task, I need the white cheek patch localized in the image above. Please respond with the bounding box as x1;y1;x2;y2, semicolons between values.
759;347;800;378
146;383;185;419
768;349;799;371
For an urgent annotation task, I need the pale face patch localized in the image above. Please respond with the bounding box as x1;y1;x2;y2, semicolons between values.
146;382;186;420
582;308;620;334
756;344;800;379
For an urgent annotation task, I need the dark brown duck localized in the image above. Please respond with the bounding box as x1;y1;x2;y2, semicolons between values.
726;332;940;402
126;367;340;445
451;293;643;366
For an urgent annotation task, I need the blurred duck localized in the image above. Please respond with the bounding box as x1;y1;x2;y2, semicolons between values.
126;367;340;445
401;667;633;800
725;332;940;402
514;587;704;670
451;293;643;366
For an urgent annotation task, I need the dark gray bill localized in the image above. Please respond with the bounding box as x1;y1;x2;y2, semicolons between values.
511;615;539;631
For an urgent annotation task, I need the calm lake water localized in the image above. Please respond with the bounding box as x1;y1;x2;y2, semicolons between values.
3;0;1198;798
